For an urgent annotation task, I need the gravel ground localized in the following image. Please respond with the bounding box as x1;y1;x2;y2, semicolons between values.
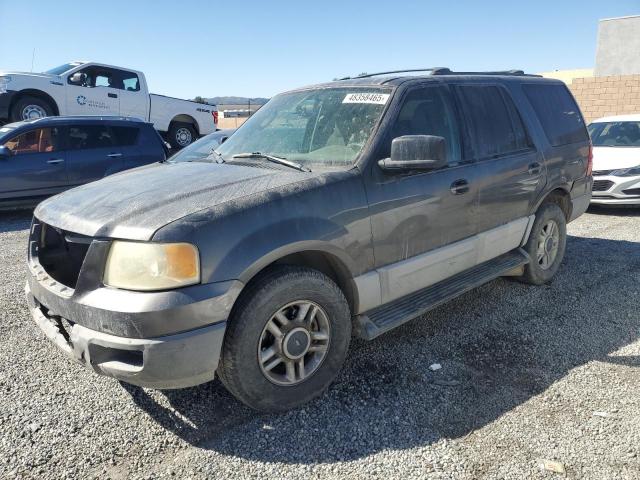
1;206;639;479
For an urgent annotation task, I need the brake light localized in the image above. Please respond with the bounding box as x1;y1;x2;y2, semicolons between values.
586;141;593;176
213;111;219;124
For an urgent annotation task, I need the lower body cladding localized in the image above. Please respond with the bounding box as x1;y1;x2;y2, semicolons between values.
25;275;241;389
591;175;640;205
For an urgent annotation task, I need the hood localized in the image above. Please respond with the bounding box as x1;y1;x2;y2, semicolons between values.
35;162;318;240
592;146;640;171
0;71;56;79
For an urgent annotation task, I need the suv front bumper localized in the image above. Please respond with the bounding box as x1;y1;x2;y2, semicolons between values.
26;282;228;389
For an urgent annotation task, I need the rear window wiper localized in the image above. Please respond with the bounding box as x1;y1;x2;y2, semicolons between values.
232;152;311;172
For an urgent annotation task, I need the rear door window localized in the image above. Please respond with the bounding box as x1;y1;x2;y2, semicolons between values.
111;126;140;146
523;84;588;146
456;85;531;159
3;128;61;155
68;125;115;150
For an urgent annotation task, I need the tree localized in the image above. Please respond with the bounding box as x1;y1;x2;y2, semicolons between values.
194;96;207;104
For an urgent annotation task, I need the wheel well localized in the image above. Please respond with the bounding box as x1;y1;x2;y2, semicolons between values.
170;115;199;135
243;251;357;315
11;90;59;116
541;188;571;220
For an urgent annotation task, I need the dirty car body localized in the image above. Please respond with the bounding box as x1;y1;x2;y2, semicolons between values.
26;71;592;405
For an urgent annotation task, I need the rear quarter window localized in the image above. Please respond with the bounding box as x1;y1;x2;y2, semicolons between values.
523;84;588;146
111;126;140;147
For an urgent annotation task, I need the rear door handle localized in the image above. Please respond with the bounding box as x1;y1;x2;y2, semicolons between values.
46;158;65;164
107;153;123;158
450;179;469;195
528;162;542;175
108;93;118;98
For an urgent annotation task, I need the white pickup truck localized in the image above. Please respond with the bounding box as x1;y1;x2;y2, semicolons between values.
0;61;218;148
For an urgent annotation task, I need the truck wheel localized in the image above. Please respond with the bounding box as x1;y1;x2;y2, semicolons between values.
168;122;196;149
10;96;55;122
218;265;351;412
519;203;567;285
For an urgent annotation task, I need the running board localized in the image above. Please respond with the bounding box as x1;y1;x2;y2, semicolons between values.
354;249;529;340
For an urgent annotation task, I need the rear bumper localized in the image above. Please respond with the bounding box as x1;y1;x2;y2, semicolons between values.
569;191;592;222
26;282;226;389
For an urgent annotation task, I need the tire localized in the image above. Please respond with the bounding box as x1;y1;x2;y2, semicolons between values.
10;95;55;122
218;265;351;412
168;122;197;149
519;202;567;285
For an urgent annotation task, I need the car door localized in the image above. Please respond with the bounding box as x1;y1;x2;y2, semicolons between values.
65;66;120;116
65;124;124;186
116;70;149;120
0;126;68;200
363;84;480;305
455;83;544;237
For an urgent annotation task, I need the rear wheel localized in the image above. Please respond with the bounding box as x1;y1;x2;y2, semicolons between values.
10;96;55;122
168;122;197;149
519;202;567;285
217;265;351;412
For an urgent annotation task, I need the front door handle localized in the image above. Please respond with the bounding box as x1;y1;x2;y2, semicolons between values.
450;179;469;195
107;153;123;158
528;162;542;175
46;158;65;164
108;93;118;98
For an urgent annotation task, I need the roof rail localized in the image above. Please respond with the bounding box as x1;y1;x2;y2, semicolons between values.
337;68;540;80
337;68;445;80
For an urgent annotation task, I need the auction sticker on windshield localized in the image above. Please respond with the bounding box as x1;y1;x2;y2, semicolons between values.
343;93;390;104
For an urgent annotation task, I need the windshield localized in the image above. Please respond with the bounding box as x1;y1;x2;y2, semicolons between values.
588;121;640;147
43;63;83;75
215;87;392;168
169;131;233;163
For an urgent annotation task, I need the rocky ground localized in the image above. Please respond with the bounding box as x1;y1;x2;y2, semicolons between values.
1;206;639;479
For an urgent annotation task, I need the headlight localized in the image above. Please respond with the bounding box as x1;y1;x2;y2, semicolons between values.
610;165;640;177
0;76;11;94
103;241;200;291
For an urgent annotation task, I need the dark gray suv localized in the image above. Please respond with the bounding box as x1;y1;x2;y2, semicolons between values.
25;69;592;411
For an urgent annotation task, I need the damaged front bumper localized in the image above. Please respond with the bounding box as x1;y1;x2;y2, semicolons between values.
26;282;226;389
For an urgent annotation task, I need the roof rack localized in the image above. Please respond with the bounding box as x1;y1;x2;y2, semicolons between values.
338;68;539;80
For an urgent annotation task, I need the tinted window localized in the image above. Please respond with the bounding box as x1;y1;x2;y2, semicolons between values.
111;126;139;146
457;85;531;159
68;125;115;150
523;84;587;146
70;66;140;91
3;128;60;155
588;121;640;147
386;86;461;164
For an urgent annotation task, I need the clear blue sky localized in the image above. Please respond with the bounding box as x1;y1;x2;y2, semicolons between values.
0;1;638;99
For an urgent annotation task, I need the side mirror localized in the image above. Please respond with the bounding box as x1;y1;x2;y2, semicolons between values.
378;135;447;172
0;145;11;159
68;72;87;85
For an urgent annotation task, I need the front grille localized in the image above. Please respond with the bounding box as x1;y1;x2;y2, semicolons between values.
592;180;614;192
622;188;640;196
592;169;613;176
31;219;92;289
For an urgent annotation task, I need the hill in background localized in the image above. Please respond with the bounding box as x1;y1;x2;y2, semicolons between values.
205;96;269;106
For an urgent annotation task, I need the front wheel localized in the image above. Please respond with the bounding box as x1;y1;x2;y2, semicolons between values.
217;266;351;412
519;203;567;285
10;96;55;122
168;122;197;149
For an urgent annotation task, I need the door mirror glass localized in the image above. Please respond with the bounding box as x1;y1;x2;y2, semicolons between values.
0;145;11;159
69;72;87;85
379;135;447;172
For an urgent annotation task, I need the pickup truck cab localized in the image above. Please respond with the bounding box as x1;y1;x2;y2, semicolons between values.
25;69;592;412
0;62;218;148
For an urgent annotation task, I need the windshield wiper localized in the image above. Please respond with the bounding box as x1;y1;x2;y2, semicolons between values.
232;152;310;172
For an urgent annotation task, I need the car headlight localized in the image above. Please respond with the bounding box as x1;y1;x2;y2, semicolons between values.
103;241;200;291
610;165;640;177
0;76;11;94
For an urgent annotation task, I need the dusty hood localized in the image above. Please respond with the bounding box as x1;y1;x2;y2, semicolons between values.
35;161;315;240
593;146;640;171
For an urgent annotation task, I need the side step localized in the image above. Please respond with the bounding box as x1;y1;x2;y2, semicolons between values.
355;249;529;340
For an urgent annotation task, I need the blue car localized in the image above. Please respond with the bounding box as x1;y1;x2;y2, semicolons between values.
0;116;168;208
